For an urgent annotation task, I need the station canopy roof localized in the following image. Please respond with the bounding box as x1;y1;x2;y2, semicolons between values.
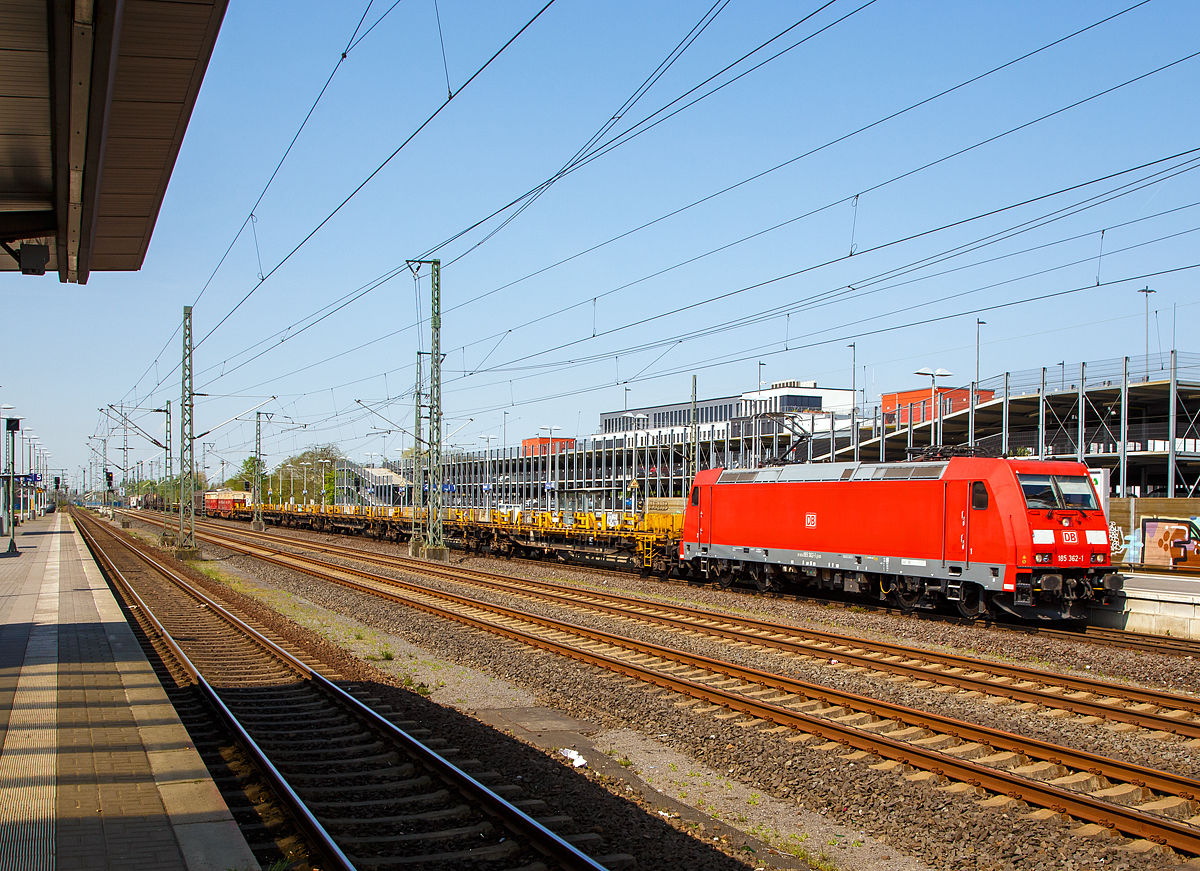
0;0;227;283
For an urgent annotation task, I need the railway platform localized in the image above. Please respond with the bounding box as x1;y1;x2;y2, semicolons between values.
0;512;259;871
1092;575;1200;639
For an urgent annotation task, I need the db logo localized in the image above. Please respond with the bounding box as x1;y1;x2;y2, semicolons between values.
1062;530;1078;544
805;513;817;528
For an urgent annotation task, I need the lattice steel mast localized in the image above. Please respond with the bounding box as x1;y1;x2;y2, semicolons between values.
253;411;264;531
178;305;197;555
427;260;443;555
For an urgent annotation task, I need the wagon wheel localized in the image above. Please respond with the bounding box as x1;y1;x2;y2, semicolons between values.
892;577;923;612
956;582;990;619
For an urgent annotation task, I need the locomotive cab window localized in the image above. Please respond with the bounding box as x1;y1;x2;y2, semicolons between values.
971;481;988;510
1017;474;1099;511
690;487;699;506
1056;476;1099;510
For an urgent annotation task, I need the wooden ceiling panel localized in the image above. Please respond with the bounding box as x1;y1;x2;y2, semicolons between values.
119;1;214;60
0;49;49;97
107;100;183;139
0;162;52;195
0;97;50;136
92;235;146;256
101;136;174;168
97;166;166;194
113;56;197;103
0;3;47;53
0;0;227;279
0;132;51;165
89;216;149;236
96;191;158;216
88;253;135;271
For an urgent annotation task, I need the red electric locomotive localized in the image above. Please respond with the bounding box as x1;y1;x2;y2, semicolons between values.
679;457;1122;621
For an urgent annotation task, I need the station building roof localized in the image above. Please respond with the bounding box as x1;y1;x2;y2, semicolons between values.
0;0;227;283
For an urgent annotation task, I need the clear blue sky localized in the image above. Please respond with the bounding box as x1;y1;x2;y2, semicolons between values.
6;0;1198;484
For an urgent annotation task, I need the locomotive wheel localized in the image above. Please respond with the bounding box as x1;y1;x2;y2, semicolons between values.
754;574;776;593
893;578;923;612
716;567;735;590
956;583;989;619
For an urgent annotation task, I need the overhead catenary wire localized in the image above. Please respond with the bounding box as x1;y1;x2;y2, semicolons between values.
113;5;1195;468
122;0;556;409
446;0;735;256
189;37;1190;402
457;148;1200;377
120;0;386;407
425;265;1200;420
203;153;1200;422
433;0;875;264
195;0;559;353
419;0;1151;277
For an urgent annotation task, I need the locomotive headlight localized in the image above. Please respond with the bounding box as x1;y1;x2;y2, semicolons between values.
1090;553;1106;564
1035;552;1052;564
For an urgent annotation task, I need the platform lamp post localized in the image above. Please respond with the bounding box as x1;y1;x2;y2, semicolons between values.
0;405;12;529
22;429;33;519
479;435;497;515
318;459;331;508
622;413;648;512
1138;286;1155;381
539;425;560;512
27;437;38;518
151;403;173;545
39;451;49;515
300;461;311;507
4;412;17;553
915;368;953;448
848;343;857;462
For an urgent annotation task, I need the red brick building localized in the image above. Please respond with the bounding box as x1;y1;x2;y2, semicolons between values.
521;436;577;457
882;387;995;425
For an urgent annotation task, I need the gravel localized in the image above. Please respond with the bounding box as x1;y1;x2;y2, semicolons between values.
120;515;1200;870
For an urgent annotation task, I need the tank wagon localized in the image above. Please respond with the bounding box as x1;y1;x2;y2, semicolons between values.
679;457;1122;621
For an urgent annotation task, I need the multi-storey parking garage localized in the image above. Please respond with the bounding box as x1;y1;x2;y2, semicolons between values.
332;351;1198;512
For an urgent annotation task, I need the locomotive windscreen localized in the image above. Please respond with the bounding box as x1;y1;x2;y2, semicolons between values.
1018;474;1098;510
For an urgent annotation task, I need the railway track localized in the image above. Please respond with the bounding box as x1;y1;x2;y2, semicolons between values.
186;517;1200;738
170;516;1200;857
131;509;1200;658
75;510;615;871
193;509;1200;659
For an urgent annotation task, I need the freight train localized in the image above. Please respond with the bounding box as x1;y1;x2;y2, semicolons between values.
679;456;1122;621
210;457;1119;622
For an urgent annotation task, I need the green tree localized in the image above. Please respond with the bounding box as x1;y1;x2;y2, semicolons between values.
270;443;342;505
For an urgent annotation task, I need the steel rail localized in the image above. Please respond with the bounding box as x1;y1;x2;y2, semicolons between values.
195;528;1200;814
78;511;610;871
75;513;359;871
133;510;1200;659
199;527;1200;855
1079;625;1200;656
191;519;1200;734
